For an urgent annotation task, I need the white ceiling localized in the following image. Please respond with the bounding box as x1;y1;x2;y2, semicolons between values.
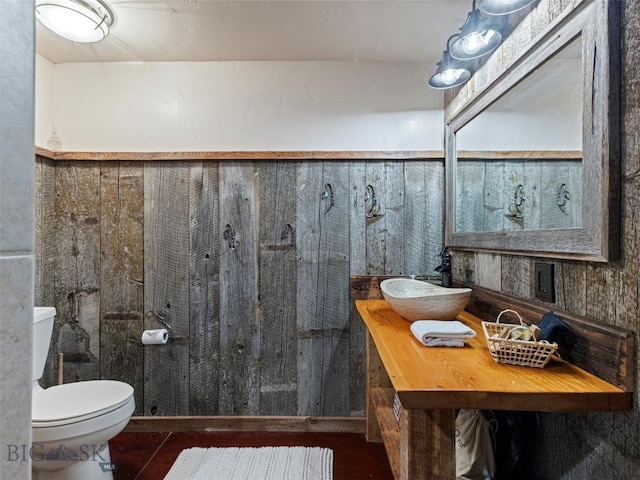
35;0;473;68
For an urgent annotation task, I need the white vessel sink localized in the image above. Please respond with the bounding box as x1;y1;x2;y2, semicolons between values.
380;278;472;321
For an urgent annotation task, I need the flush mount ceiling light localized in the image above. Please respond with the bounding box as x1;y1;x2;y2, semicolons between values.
449;2;503;61
480;0;539;16
35;0;114;43
428;35;473;90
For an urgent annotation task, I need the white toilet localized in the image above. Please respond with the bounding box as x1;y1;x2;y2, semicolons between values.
32;307;135;480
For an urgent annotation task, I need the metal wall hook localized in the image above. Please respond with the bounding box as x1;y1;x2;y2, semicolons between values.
280;223;296;247
223;224;239;250
557;183;570;212
364;184;381;218
513;184;525;209
146;309;172;331
321;183;334;213
506;184;525;220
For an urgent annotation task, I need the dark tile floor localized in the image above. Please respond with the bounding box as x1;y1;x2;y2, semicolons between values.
109;431;394;480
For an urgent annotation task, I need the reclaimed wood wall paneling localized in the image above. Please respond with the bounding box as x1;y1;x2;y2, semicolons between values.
39;157;445;418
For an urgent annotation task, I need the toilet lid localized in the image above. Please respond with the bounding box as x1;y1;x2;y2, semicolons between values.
33;380;134;425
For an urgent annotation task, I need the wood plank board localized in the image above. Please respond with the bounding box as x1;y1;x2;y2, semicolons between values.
258;161;298;415
455;160;485;233
188;162;220;415
404;160;445;275
52;161;102;386
365;161;405;274
400;406;455;480
218;162;260;415
143;161;191;416
34;156;56;308
99;162;144;414
124;415;364;433
365;331;392;443
37;147;444;162
296;162;351;416
348;162;367;416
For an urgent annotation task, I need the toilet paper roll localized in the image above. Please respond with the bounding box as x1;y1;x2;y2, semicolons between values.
141;329;169;345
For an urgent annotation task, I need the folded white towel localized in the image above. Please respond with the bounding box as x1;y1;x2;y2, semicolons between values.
421;338;468;347
410;320;476;347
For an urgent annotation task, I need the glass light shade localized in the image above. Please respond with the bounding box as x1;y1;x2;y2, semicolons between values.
480;0;538;16
428;51;472;90
449;9;502;60
36;0;113;43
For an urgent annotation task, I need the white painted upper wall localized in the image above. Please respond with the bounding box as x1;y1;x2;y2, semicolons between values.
35;55;54;149
35;55;445;152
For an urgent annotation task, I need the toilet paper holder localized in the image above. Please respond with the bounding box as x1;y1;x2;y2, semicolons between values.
146;309;172;332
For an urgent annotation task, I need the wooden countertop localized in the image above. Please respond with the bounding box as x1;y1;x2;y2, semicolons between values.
357;300;632;412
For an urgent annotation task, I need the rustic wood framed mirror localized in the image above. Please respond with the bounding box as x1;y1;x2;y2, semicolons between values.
445;0;619;261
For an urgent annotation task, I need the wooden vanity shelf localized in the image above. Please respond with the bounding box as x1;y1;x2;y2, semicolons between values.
355;297;633;480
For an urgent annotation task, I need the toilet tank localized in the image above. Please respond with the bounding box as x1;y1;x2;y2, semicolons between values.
33;307;56;382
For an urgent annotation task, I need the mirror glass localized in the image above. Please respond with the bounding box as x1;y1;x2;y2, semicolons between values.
455;37;582;234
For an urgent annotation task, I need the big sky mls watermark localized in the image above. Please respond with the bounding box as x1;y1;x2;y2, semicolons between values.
6;443;117;473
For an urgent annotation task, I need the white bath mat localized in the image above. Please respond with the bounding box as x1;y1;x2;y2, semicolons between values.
163;446;333;480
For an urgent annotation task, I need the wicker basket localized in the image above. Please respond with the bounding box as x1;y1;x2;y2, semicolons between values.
482;309;558;368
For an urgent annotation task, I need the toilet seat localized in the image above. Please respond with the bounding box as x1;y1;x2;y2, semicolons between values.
33;380;134;428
